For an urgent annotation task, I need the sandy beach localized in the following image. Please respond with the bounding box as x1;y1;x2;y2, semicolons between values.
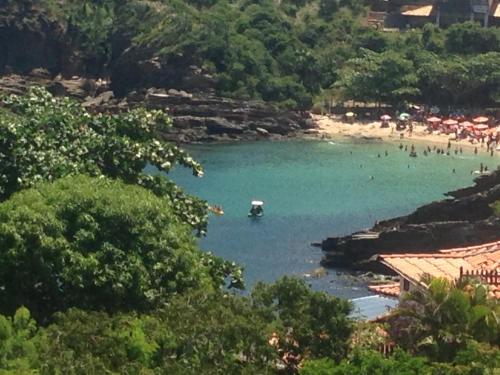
311;114;499;153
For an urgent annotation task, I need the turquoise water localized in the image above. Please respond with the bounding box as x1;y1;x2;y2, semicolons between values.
168;139;499;298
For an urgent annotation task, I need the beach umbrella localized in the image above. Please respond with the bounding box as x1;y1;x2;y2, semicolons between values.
398;113;410;121
443;119;458;126
474;124;489;131
427;117;441;123
380;114;391;121
459;121;474;127
473;116;488;124
345;112;355;117
430;106;440;114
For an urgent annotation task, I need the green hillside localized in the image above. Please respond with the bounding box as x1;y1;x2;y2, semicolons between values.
1;0;500;107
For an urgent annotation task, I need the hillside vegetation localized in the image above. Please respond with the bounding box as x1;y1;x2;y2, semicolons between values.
1;0;500;109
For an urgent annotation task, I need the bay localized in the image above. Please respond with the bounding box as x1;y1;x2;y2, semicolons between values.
167;139;499;299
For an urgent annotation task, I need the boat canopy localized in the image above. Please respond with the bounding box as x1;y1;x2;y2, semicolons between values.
251;200;264;206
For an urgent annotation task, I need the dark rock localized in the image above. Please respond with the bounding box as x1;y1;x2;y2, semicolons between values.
82;91;115;108
321;169;500;270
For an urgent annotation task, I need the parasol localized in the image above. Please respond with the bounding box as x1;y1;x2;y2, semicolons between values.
427;117;441;123
473;116;488;124
442;119;458;126
380;114;391;121
474;124;489;131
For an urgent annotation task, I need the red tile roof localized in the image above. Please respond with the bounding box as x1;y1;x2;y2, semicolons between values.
378;240;500;298
401;5;434;17
368;283;400;297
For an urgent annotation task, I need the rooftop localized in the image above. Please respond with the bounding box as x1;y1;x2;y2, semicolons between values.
401;5;433;17
368;282;400;297
379;240;500;298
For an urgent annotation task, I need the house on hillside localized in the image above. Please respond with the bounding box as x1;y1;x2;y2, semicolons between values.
399;0;500;27
369;240;500;299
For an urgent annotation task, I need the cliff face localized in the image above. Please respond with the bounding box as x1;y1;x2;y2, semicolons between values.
0;4;75;76
0;74;314;142
321;170;500;271
0;5;314;142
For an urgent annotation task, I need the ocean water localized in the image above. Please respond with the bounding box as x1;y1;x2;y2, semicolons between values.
167;139;498;299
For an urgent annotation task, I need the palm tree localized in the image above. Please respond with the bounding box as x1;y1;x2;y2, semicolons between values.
388;276;499;362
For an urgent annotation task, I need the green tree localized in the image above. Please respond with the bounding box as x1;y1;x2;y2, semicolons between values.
334;50;419;105
0;308;39;374
0;87;208;234
252;277;353;363
388;277;500;362
0;176;242;321
445;21;500;55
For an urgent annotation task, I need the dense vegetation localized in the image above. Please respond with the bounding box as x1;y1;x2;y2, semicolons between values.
0;90;498;373
3;0;500;109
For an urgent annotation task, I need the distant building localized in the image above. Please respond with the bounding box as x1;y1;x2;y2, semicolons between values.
399;0;500;27
370;240;500;299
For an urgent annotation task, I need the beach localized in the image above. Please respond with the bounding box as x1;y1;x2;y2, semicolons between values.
312;114;499;153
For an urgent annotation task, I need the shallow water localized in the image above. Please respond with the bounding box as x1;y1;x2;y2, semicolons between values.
167;139;498;298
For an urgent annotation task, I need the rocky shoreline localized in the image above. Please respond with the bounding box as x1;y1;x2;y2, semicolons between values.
0;73;316;143
321;169;500;272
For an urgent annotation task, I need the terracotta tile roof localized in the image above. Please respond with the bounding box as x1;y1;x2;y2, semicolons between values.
368;283;400;297
379;240;500;297
493;3;500;18
401;5;434;17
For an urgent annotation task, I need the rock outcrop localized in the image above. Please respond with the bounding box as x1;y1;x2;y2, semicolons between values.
0;74;315;143
321;170;500;271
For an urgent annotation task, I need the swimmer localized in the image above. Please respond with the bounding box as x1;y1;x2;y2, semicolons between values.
452;168;456;173
385;150;388;156
474;147;478;155
369;175;374;180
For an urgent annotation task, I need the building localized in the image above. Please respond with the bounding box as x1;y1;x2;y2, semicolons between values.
370;240;500;298
393;0;500;28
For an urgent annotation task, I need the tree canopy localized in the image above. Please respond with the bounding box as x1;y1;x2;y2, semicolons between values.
0;175;242;321
5;0;499;108
0;87;208;234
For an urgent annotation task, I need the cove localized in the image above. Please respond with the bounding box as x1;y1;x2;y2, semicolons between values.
167;139;499;299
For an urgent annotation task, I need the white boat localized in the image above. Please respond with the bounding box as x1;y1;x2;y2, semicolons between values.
248;200;264;217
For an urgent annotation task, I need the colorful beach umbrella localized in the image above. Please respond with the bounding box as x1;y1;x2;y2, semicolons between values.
459;121;474;127
442;119;458;126
398;113;410;121
427;117;441;123
473;116;488;124
474;124;489;131
380;114;391;121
